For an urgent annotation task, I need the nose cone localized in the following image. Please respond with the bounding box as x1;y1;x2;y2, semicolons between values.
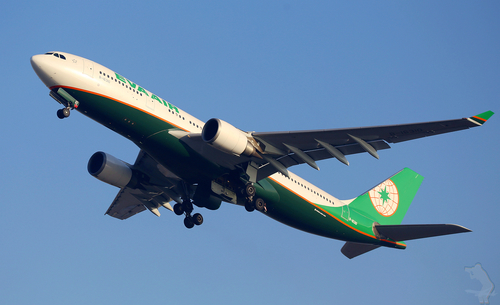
31;54;56;88
30;54;45;75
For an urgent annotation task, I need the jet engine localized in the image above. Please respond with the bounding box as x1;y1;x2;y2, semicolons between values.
202;118;258;157
87;151;138;188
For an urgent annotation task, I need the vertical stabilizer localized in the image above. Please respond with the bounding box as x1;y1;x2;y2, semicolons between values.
347;168;424;225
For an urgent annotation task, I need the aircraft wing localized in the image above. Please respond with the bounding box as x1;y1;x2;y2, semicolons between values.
174;111;493;181
251;111;494;173
105;150;183;220
105;187;147;219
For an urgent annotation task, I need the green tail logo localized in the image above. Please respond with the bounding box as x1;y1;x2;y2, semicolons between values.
348;168;424;225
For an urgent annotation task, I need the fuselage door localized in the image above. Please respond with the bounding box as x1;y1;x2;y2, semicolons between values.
83;59;94;78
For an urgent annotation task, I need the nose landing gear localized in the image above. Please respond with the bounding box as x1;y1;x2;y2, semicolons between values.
50;88;78;120
57;107;71;119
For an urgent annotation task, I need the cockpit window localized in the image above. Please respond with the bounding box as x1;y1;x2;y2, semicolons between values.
44;52;66;60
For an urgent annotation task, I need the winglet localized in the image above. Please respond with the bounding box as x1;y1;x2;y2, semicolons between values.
468;111;494;126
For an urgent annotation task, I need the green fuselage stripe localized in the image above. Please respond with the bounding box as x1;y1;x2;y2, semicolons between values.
266;177;405;248
58;85;403;248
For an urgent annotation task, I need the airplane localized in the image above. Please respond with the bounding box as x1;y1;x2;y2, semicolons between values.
30;51;494;258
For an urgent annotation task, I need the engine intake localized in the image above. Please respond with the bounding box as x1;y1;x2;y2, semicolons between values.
202;118;257;157
88;152;137;188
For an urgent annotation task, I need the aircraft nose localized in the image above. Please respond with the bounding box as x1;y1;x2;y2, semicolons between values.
30;54;49;74
31;54;55;87
30;54;43;69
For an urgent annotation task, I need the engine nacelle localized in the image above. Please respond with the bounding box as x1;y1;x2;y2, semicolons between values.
88;152;136;188
202;118;256;157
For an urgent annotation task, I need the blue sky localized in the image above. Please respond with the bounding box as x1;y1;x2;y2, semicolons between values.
1;1;499;304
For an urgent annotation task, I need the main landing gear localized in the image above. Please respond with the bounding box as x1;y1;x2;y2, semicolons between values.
245;197;266;212
242;183;267;213
173;200;203;229
57;107;71;119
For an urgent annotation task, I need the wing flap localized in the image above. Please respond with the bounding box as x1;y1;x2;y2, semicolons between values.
105;187;147;220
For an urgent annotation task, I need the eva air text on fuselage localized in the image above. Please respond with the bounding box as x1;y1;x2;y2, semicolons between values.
115;72;179;114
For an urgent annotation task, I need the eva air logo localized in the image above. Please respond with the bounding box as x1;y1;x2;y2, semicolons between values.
369;179;399;217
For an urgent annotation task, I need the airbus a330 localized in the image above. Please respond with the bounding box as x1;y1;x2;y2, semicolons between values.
31;51;493;258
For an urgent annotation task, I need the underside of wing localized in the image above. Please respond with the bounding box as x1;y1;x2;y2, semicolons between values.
104;150;183;220
105;187;147;220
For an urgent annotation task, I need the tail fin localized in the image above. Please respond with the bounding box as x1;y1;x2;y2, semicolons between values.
340;168;472;259
347;168;424;225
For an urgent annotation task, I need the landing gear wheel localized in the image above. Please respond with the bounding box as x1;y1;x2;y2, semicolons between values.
192;213;203;226
245;183;256;197
184;216;195;229
255;198;265;212
57;109;65;119
62;108;70;118
57;108;70;119
173;203;184;215
245;201;255;212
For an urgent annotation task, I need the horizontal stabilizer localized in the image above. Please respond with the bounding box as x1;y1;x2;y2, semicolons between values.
341;242;381;259
374;224;471;241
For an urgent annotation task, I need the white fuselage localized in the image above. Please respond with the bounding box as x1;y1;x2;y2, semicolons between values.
31;51;347;209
